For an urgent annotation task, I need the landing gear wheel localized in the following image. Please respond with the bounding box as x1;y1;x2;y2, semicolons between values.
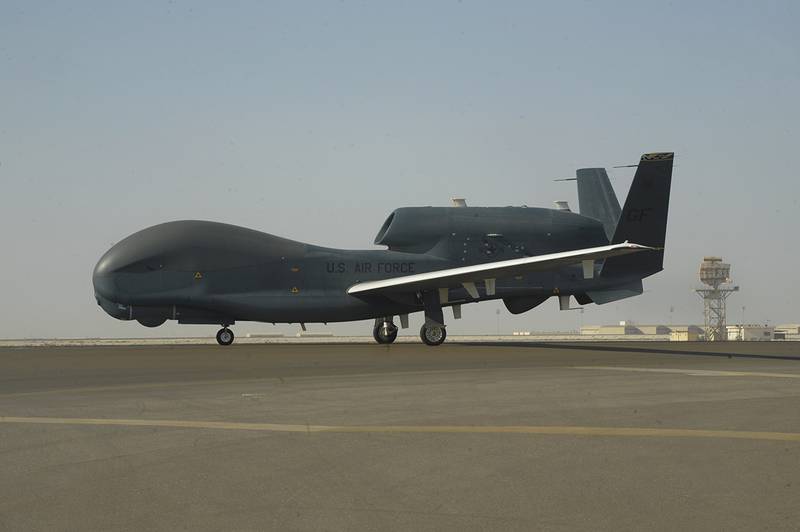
420;324;446;346
216;327;234;346
373;324;398;344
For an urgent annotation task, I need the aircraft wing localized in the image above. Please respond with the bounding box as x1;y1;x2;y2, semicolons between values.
347;242;655;297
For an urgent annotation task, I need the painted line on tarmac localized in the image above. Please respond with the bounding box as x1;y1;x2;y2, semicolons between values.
0;368;516;398
1;416;800;442
0;378;276;398
574;366;800;379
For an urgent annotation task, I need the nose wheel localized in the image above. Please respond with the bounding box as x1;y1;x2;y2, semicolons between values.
216;327;234;346
420;323;446;346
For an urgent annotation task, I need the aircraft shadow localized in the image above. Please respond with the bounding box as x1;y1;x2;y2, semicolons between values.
454;342;800;362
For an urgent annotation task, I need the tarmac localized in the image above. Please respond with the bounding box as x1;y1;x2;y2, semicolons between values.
0;333;670;348
1;341;799;531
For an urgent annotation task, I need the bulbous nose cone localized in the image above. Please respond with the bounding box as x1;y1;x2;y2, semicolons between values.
92;241;134;320
92;248;121;300
93;248;117;278
91;222;173;313
91;220;244;316
92;220;306;322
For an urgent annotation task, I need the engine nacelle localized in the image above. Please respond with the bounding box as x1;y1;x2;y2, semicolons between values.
374;206;607;257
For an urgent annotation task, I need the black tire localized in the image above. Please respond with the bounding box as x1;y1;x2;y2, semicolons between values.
216;327;234;346
373;324;398;344
419;324;446;346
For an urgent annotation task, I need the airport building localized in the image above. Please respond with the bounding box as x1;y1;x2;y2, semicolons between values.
669;327;702;342
580;321;700;340
578;321;798;342
773;324;800;341
726;324;774;342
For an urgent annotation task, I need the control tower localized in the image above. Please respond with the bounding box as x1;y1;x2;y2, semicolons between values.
695;257;739;341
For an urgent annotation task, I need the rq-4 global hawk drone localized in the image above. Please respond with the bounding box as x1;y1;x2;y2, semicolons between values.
93;152;673;346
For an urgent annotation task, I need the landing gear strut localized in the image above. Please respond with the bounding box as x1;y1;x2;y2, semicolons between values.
419;289;446;346
373;318;398;344
420;323;446;346
216;327;234;346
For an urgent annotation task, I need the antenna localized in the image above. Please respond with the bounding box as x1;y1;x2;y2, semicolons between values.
695;257;739;341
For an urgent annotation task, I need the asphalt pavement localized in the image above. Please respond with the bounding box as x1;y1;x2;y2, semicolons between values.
1;341;799;531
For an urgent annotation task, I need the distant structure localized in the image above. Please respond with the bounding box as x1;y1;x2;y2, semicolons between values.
726;324;773;342
695;257;739;341
580;322;702;341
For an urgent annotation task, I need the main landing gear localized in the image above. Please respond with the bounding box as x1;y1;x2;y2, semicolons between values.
216;327;234;346
371;290;452;346
373;318;398;344
419;288;447;346
420;323;446;346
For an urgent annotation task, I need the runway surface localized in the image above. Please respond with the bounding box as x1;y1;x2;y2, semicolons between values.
1;341;799;531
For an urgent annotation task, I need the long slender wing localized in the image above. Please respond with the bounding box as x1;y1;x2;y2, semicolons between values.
347;242;654;296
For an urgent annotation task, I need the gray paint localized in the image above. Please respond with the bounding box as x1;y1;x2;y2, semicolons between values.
576;167;621;240
92;154;673;339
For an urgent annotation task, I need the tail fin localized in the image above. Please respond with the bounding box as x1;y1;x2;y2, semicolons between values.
576;167;621;241
601;152;674;278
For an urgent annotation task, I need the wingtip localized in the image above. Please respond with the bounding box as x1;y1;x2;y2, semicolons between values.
621;241;661;251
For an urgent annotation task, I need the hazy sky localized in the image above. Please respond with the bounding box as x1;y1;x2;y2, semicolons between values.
2;1;798;338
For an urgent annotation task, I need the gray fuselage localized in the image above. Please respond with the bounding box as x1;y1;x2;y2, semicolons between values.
92;207;639;327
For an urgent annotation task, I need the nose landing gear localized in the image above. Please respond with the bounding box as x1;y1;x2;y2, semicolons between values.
216;327;234;346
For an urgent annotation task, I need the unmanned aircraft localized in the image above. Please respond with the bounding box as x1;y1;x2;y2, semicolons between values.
93;152;673;345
